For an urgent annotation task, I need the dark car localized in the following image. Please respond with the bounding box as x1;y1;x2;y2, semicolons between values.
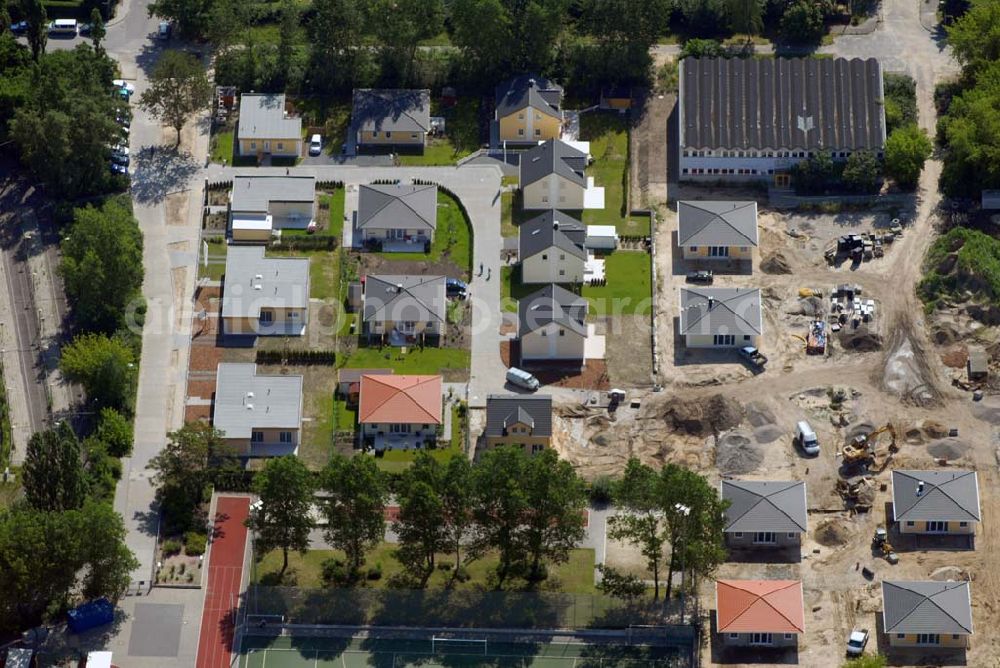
10;21;29;34
446;277;468;297
78;23;92;36
686;269;713;283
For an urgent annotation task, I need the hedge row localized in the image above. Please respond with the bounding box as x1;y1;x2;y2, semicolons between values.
271;236;338;251
255;349;336;365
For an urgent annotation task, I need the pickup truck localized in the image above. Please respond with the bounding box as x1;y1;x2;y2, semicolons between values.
739;346;768;369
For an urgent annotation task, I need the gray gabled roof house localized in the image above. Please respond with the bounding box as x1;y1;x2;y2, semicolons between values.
882;581;973;643
362;275;446;342
892;470;981;527
356;184;438;247
495;74;564;122
521;139;588;189
678;287;762;347
519;211;587;261
677;201;759;249
484;395;554;451
722;480;808;534
518;284;588;338
214;362;303;457
352;89;431;146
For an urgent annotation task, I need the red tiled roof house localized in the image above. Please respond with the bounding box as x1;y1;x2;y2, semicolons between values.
716;580;804;649
358;374;443;451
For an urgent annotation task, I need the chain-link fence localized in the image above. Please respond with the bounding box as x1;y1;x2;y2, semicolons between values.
245;586;689;631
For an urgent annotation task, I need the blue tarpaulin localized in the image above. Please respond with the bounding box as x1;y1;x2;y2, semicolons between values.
67;598;114;634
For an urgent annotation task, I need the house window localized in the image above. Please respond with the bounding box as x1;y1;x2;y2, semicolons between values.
542;254;548;260
784;634;794;640
714;334;736;346
750;633;772;646
559;254;565;260
411;133;418;139
518;112;524;120
559;269;565;276
786;532;796;539
559;329;565;336
531;444;544;454
518;128;525;136
709;246;730;257
541;330;548;337
542;195;549;203
260;310;274;324
386;131;392;139
728;633;739;640
733;532;743;538
927;521;949;532
390;424;411;434
917;634;940;645
534;128;541;136
689;246;698;252
250;141;257;150
953;634;961;640
897;634;905;639
753;532;776;544
251;431;264;443
279;431;292;443
277;142;284;150
906;521;915;527
417;229;426;236
960;521;968;527
682;168;689;174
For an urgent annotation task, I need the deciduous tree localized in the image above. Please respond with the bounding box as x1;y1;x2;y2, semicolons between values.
19;0;46;61
393;452;446;585
89;8;105;51
778;0;825;44
520;448;586;580
22;422;87;512
321;454;386;575
59;333;136;412
139;51;212;147
96;407;134;458
885;123;932;190
946;0;1000;70
841;150;881;193
366;0;443;86
608;459;667;599
440;454;475;575
248;456;314;577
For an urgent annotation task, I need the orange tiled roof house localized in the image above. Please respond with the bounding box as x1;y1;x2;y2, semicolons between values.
716;580;804;649
358;374;443;452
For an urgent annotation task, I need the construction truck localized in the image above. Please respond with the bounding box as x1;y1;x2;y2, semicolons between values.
872;527;899;564
841;424;898;473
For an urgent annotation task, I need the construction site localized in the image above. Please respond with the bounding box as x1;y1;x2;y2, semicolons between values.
533;181;1000;666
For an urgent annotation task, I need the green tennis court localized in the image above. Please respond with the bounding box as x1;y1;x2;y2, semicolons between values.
239;635;687;668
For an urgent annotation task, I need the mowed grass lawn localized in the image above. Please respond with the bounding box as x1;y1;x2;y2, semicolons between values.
377;404;466;473
379;191;472;277
501;265;542;313
210;129;234;165
340;346;470;377
581;112;630;232
399;98;481;166
283;189;345;237
253;543;597;594
271;188;347;301
583;252;652;316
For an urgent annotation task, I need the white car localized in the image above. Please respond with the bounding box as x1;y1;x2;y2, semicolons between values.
308;134;322;156
112;79;136;95
846;628;869;656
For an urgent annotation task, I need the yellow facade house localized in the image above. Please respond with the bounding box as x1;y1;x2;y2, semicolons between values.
495;74;564;144
237;93;302;158
352;89;430;151
677;201;758;264
882;581;973;650
221;246;310;337
483;395;553;453
891;470;980;538
213;363;303;457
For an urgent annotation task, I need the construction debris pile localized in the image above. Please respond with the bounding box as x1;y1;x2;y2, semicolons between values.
825;225;902;264
836;476;878;512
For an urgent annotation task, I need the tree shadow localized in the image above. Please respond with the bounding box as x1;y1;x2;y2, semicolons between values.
130;147;201;205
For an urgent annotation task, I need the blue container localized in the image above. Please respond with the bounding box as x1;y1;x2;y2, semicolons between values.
67;598;114;634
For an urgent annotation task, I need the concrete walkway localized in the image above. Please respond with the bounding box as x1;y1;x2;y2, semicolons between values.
206;163;510;406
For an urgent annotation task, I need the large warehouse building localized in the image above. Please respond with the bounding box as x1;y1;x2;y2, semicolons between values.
678;57;886;185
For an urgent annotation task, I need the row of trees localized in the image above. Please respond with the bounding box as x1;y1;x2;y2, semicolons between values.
937;0;1000;197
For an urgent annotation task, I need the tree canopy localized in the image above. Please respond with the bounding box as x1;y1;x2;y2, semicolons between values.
885;123;932;190
139;51;213;147
248;456;315;576
59;333;137;413
321;454;387;575
22;422;88;512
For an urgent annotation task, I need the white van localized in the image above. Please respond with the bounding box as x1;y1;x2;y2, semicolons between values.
49;18;78;35
506;367;540;391
796;420;819;455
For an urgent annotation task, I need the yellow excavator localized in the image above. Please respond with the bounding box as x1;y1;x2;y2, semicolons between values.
842;424;898;473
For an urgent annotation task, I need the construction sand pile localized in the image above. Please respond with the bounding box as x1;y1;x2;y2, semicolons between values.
884;337;935;405
814;519;851;547
927;438;971;460
753;425;784;444
839;327;883;351
716;430;763;475
760;252;792;275
930;566;969;582
665;394;744;435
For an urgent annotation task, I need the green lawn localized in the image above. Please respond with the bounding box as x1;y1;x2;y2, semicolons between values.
341;346;470;377
210;129;234;165
377;191;472;276
398;98;481;167
500;265;541;313
581;112;630;232
253;543;597;594
583;252;652;316
501;191;516;238
623;212;651;237
199;238;227;280
268;249;339;301
377;404;466;473
283;188;345;237
310;395;357;461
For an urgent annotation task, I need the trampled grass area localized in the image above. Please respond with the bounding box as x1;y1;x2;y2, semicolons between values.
253;543;596;593
580;112;630;231
340;346;470;378
582;252;652;316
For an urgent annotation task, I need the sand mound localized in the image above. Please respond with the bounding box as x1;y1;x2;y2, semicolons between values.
717;431;763;475
927;438;970;460
760;252;792;275
839;328;883;352
921;420;949;438
746;402;777;428
814;519;851;547
665;394;744;435
753;425;784;444
940;346;969;369
930;566;968;582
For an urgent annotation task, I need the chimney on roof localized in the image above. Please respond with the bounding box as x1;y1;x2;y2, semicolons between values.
553;220;559;230
916;481;925;497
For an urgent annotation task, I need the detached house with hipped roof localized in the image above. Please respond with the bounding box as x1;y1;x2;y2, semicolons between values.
679;287;762;349
677;201;759;262
352;89;431;150
722;480;808;550
892;470;980;537
495;74;564;145
362;274;446;345
520;140;604;211
359;374;442;451
882;580;973;649
519;211;587;285
484;395;553;453
716;580;805;648
518;284;588;365
356;184;438;252
237;93;302;158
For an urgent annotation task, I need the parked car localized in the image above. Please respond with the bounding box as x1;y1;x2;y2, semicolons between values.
686;269;713;283
738;346;768;369
157;20;171;39
796;420;820;456
112;79;135;96
308;134;322;156
446;277;468;298
506;367;540;392
110;162;128;175
78;23;92;36
48;19;77;35
10;21;29;35
111;152;129;167
846;629;869;656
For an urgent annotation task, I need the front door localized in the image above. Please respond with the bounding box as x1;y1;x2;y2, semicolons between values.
264;140;271;153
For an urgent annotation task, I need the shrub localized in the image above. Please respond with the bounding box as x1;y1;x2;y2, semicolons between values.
184;531;208;556
367;565;383;581
454;566;471;582
589;475;615;505
680;39;724;60
322;557;347;584
162;539;183;556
